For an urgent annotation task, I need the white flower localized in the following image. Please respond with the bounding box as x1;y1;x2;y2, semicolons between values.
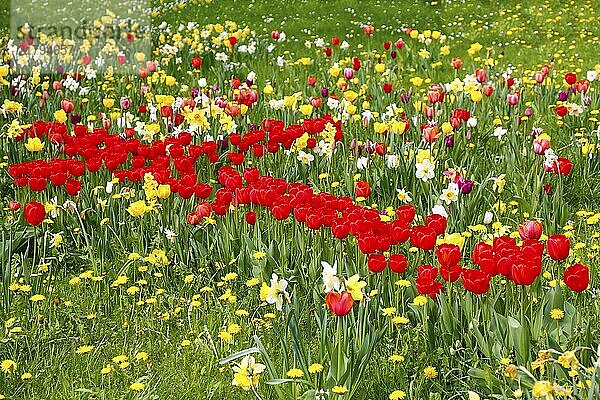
483;211;494;224
439;183;459;205
587;70;598;82
467;117;477;127
415;158;436;182
396;189;412;203
297;150;314;165
356;156;369;170
246;71;256;82
321;261;341;293
340;40;350;50
327;97;339;110
543;148;558;169
431;204;448;218
314;140;332;156
164;228;177;241
386;154;399;169
265;273;288;311
315;37;325;48
276;56;285;67
493;127;507;139
198;78;207;87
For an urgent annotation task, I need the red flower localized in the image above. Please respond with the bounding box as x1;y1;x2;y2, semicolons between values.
388;254;407;274
228;36;237;46
518;220;543;241
8;201;21;211
547;234;570;260
511;259;541;286
354;181;371;198
415;277;443;299
436;244;461;266
410;226;437;251
367;253;387;273
440;264;462;282
460;269;490;294
396;204;416;224
565;72;577;85
245;211;256;225
555;106;568;117
65;179;82;196
563;264;589;292
191;57;202;69
24;201;46;226
325;291;354;316
425;214;447;236
383;83;392;94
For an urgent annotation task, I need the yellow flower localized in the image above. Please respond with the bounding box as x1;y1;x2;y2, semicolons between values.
53;109;67;123
392;316;410;325
389;354;405;362
308;363;323;374
135;352;149;361
413;295;428;306
252;251;266;260
532;381;553;398
550;308;564;320
299;104;313;116
127;200;151;218
75;345;94;354
375;63;386;73
157;184;171;199
332;386;348;394
130;382;145;392
423;366;437;379
25;137;44;152
1;359;17;373
346;274;366;301
389;390;406;400
29;294;45;302
101;364;114;374
286;368;304;378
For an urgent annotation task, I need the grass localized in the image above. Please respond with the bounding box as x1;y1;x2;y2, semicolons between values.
1;0;600;399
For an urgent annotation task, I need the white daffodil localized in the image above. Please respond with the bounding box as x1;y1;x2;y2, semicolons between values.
265;273;288;311
321;261;341;293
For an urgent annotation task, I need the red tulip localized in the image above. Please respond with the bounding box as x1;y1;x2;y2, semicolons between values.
363;25;374;36
396;204;416;224
451;57;463;69
325;291;354;316
245;211;256;225
24;201;46;226
547;234;570;260
65;179;81;196
354;181;371;198
563;264;589;292
511;260;541;286
565;73;577;85
415;277;443;299
191;57;202;69
440;264;462;282
555;105;568;117
436;244;461;266
410;226;437;251
367;253;387;273
518;220;543;241
426;214;447;236
460;269;490;294
475;68;487;83
388;254;407;274
8;201;21;211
